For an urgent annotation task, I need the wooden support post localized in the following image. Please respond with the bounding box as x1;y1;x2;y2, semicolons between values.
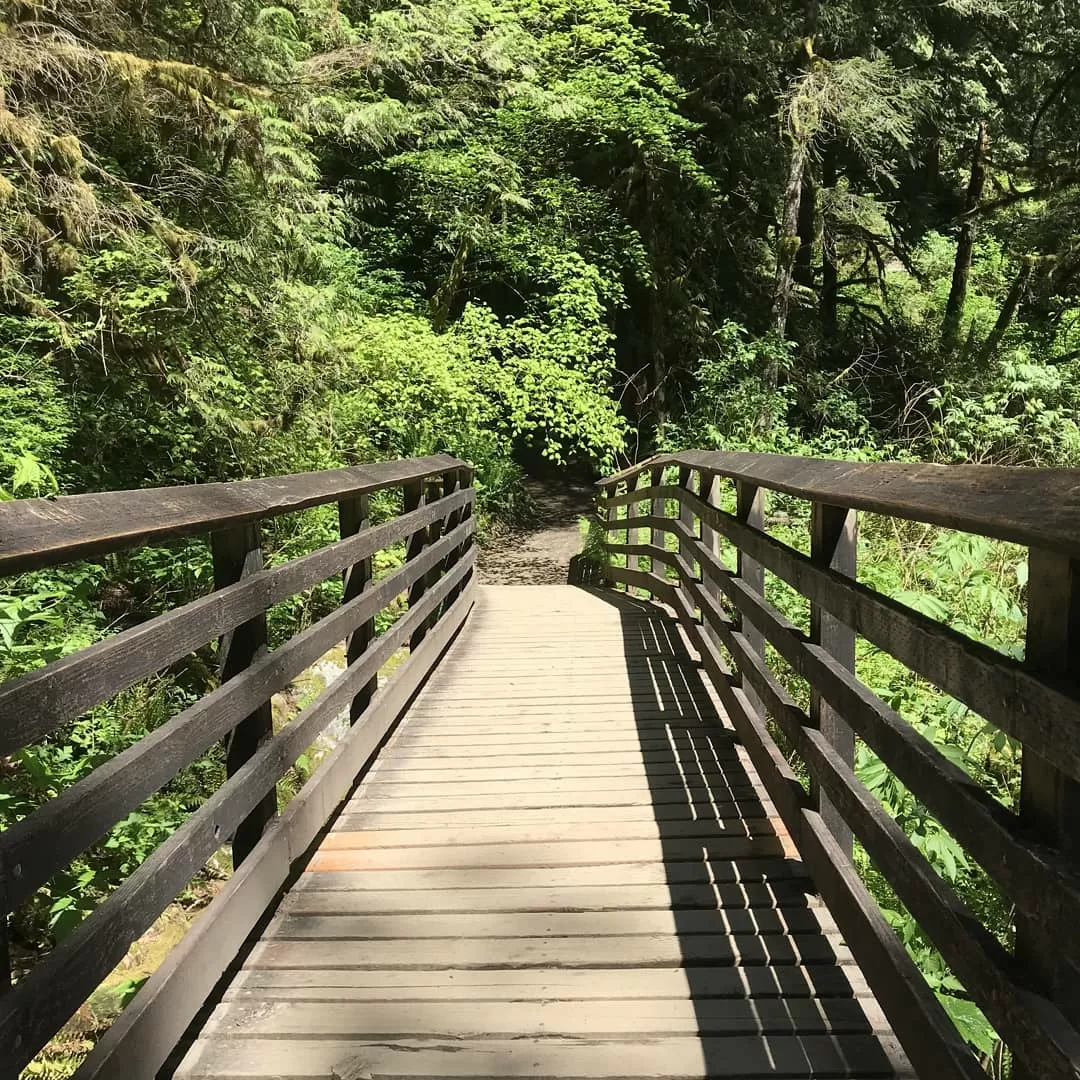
649;464;664;599
421;478;445;636
605;482;623;588
211;523;275;868
0;873;10;997
699;471;721;651
445;466;474;604
339;493;376;723
735;481;766;721
403;479;427;649
678;467;698;583
438;469;465;606
1016;547;1080;1076
633;471;650;597
810;502;857;856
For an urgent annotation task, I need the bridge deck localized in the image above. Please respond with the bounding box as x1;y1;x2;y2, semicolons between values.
175;585;909;1078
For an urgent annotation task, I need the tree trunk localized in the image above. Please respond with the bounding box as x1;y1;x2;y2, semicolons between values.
977;258;1033;365
771;136;812;342
821;147;839;344
942;122;989;351
795;166;816;290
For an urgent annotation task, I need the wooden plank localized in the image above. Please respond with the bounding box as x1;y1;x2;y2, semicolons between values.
267;908;828;940
383;734;733;752
355;776;759;799
173;1033;904;1079
0;454;464;575
0;555;475;1075
221;964;862;1000
602;451;1080;559
280;881;817;916
381;736;736;755
322;821;777;849
295;859;812;893
305;836;785;872
69;578;476;1080
245;931;850;969
332;807;773;829
364;760;744;782
345;789;768;815
0;487;470;755
1;522;475;911
198;997;878;1038
212;522;276;867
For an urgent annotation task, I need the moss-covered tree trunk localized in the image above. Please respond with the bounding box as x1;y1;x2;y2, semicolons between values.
942;122;989;352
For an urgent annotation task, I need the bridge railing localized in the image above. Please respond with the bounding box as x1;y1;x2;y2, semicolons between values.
599;451;1080;1080
0;454;476;1078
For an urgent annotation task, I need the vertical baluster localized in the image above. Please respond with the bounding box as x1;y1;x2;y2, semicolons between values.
211;522;275;867
403;479;427;649
419;477;445;639
1015;547;1080;1077
649;464;664;599
734;481;766;720
445;465;474;604
0;873;10;996
809;502;857;855
339;493;376;723
677;466;698;583
633;471;650;597
437;468;464;607
605;481;623;588
699;471;721;650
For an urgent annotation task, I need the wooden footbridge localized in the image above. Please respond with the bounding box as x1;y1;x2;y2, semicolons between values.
1;453;1080;1079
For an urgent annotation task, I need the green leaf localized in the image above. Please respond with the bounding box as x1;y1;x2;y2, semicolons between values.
936;993;997;1057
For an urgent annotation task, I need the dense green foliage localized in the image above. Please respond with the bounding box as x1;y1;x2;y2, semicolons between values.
3;0;1079;1073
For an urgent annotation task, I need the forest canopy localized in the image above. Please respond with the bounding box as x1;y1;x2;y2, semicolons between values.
3;0;1079;502
2;1;1079;1074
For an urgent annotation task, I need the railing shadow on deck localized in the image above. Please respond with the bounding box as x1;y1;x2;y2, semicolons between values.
578;584;896;1077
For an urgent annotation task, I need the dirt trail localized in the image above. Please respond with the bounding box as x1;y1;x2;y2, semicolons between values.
478;477;596;585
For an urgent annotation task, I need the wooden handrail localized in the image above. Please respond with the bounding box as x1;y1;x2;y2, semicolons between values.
0;453;461;574
598;454;1080;1080
0;456;477;1077
603;451;1080;557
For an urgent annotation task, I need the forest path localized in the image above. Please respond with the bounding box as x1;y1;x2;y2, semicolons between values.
478;476;594;585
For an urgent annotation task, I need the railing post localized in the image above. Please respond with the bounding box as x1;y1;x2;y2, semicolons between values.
699;471;721;650
437;468;464;607
211;522;275;867
678;466;698;582
809;502;857;856
632;471;650;598
339;493;376;723
403;479;427;649
734;480;766;720
649;465;664;598
0;874;10;997
1016;547;1080;1074
605;481;624;588
445;465;474;604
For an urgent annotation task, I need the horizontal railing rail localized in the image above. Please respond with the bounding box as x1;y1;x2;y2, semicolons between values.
0;456;477;1078
598;451;1080;1080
